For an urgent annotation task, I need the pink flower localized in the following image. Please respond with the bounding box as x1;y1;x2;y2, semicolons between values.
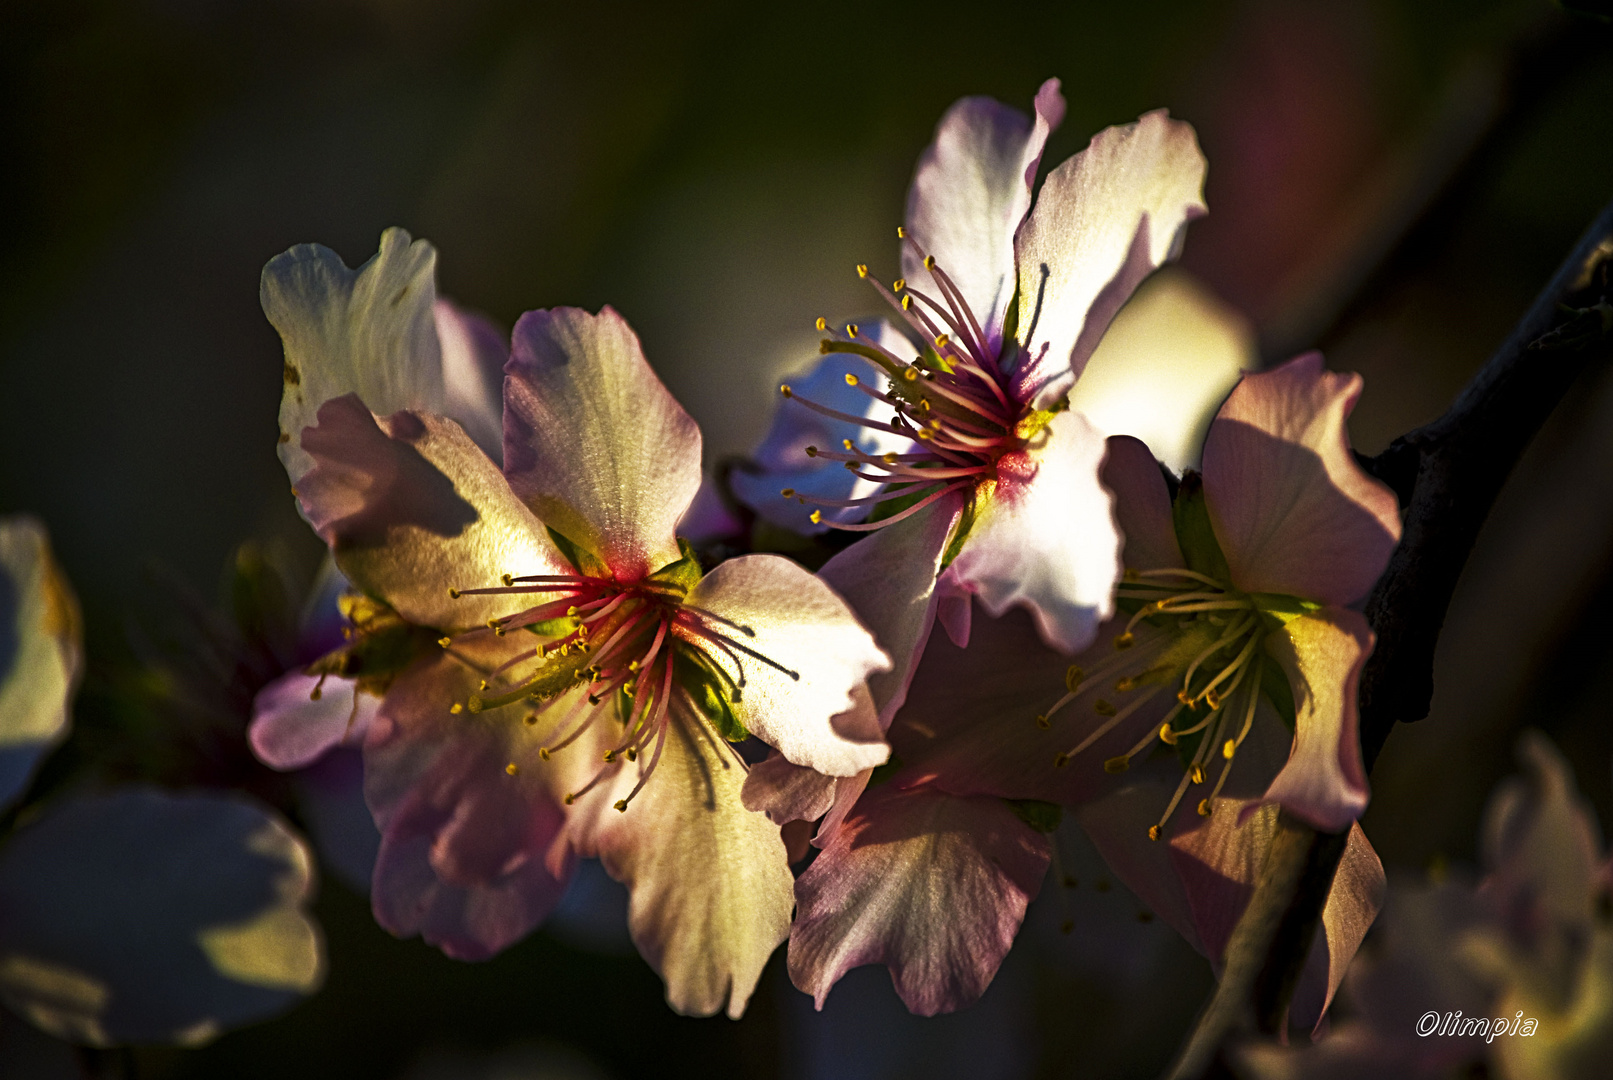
261;234;890;1017
772;351;1399;1015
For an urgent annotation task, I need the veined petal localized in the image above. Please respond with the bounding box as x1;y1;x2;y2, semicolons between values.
788;783;1051;1016
263;228;444;486
297;396;568;629
1289;823;1385;1033
433;299;508;462
0;788;322;1047
249;672;378;771
504;307;699;579
1203;352;1400;605
1012;111;1207;408
685;554;891;776
902;79;1065;352
818;493;964;729
589;711;794;1019
1102;434;1183;571
364;650;575;960
740;751;839;826
1260;607;1373;832
732;323;916;535
946;409;1119;653
0;518;81;813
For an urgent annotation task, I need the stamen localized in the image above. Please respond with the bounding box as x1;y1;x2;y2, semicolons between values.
817;480;971;531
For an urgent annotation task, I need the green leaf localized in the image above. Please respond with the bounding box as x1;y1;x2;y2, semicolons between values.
1171;472;1232;582
546;526;609;578
939;488;982;570
1006;798;1062;833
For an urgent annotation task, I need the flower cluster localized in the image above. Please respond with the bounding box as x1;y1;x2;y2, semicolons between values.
242;76;1406;1026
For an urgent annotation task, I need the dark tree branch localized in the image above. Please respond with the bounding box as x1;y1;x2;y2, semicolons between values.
1162;196;1613;1080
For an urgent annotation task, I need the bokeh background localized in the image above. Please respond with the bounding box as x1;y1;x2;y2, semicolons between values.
1;0;1611;1076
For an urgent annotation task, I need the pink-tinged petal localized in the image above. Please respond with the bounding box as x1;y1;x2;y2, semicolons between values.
586;711;794;1019
677;474;744;546
732;324;917;535
1102;434;1184;571
433;299;507;462
1074;777;1205;954
0;788;322;1046
741;751;838;826
685;554;891;776
1260;608;1373;832
249;672;378;771
933;568;973;648
263;228;444;486
818;494;965;728
1289;823;1385;1033
813;768;871;850
1202;352;1401;605
0;517;81;813
297;396;568;629
947;409;1119;653
504;306;698;579
364;651;575;960
902;79;1066;352
1011;111;1208;408
788;784;1051;1015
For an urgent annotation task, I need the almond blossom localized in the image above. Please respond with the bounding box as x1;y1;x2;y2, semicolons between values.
261;233;890;1017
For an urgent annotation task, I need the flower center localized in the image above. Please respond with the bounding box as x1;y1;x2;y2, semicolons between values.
1038;566;1270;841
438;564;789;812
777;231;1051;531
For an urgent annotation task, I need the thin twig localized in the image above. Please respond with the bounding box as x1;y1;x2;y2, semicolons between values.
1161;196;1613;1080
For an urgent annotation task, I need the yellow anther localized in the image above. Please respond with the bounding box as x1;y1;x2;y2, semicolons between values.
781;487;796;498
805;445;819;457
1104;756;1130;774
501;573;514;586
915;428;933;440
901;295;912;310
539;747;551;760
882;452;898;464
626;749;637;762
902;367;918;381
1159;724;1178;745
1034;714;1050;729
810;510;823;524
309;684;322;701
1197;799;1211;817
563;793;575;805
1065;666;1084;692
1116;676;1137;693
896;226;906;238
780;384;793;397
934;333;950;349
614;799;629;812
603;751;616;763
487;619;501;631
1147;825;1162;841
1053;752;1070;768
929;419;942;430
505;762;520;776
1205;689;1222;710
1222;739;1236;760
447;588;461;599
919;399;931;412
449;703;464;715
815;316;828;331
843;438;855;450
893;278;905;292
845;373;860;386
1191;766;1206;784
1094;699;1117;717
1115;632;1135;650
923;255;935;269
627;660;640;673
846;323;859;337
1177;689;1195;705
438;636;452;648
478;679;489;691
856;264;868;278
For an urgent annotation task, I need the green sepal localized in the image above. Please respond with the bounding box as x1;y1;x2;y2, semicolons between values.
306;596;440;699
521;616;579;638
919;343;954;375
1014;397;1069;442
1006;798;1063;834
673;647;748;742
998;284;1021;359
866;754;904;788
546;526;610;579
1251;592;1322;629
1258;652;1297;732
939;488;982;570
1171;472;1233;582
649;537;703;593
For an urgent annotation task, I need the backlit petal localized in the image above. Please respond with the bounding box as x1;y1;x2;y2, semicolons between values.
433;299;508;462
0;518;80;813
504;306;699;579
249;671;378;771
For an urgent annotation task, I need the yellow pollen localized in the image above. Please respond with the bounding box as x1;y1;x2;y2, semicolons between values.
896;226;906;238
1034;714;1050;729
882;452;898;464
478;680;489;691
563;793;575;805
614;800;628;812
1094;699;1117;717
919;400;931;412
603;751;616;763
902;367;918;381
1205;689;1222;710
1159;724;1178;745
1104;756;1130;774
781;487;796;498
501;574;514;586
1222;740;1236;760
1115;676;1137;692
627;660;640;673
505;763;519;776
901;295;913;310
843;438;854;450
1054;752;1070;768
1147;825;1162;841
845;373;860;386
893;278;905;291
923;255;935;269
856;263;868;278
1115;632;1135;650
1197;799;1211;816
935;333;950;348
846;323;859;337
447;588;461;599
539;747;551;760
438;636;452;648
1177;689;1194;705
810;510;823;524
805;445;818;457
626;749;637;762
780;384;793;397
815;316;828;331
1191;766;1206;784
915;429;932;440
1065;666;1084;692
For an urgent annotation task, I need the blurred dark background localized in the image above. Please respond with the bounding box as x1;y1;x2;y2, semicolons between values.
1;0;1610;1077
